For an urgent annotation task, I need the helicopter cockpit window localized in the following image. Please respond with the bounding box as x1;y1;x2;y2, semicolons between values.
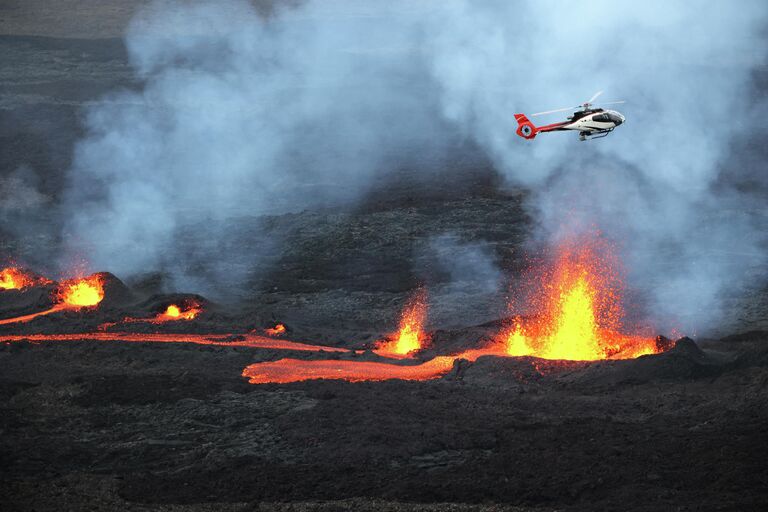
592;114;610;122
607;113;623;123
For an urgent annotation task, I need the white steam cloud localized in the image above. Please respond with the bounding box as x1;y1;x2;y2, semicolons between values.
64;0;767;332
424;1;767;332
63;0;448;293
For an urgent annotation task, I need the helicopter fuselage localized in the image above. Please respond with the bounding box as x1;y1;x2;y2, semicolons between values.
559;109;625;138
514;101;626;141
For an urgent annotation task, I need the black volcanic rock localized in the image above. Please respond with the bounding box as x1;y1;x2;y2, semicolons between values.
136;293;213;315
95;271;135;308
668;336;706;359
0;283;57;317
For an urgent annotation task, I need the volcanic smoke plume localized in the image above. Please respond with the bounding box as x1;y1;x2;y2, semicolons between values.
47;0;767;335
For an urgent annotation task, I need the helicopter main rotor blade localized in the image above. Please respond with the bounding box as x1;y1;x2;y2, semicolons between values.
596;100;626;106
531;106;580;117
586;90;604;104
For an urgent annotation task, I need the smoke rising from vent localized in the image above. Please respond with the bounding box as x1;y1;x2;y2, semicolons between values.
415;234;505;328
423;0;768;332
62;0;449;293
63;0;767;332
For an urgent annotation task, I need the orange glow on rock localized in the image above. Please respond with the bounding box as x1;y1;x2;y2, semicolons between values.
155;303;201;322
242;356;457;384
58;275;104;308
0;304;67;325
500;235;659;361
0;267;49;290
0;273;104;326
0;267;34;290
265;323;286;336
0;332;350;353
241;346;509;384
97;303;203;330
374;288;428;358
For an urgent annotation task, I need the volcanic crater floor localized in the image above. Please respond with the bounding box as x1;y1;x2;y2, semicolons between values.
2;324;768;511
1;189;767;511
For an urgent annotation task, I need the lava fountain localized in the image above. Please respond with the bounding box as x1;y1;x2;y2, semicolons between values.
501;236;659;360
58;275;105;308
374;288;428;358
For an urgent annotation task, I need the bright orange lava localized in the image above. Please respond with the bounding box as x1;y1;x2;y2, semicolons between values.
0;267;47;290
1;267;33;290
241;346;508;384
242;356;456;384
0;332;349;353
97;303;203;331
0;237;670;385
0;274;105;325
265;323;286;336
501;236;658;361
155;303;201;322
59;275;104;308
374;288;428;358
0;304;67;325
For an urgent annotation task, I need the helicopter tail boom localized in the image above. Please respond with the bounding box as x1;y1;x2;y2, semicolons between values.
514;114;538;139
515;113;570;139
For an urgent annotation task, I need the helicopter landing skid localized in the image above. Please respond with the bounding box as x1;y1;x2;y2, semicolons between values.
579;128;614;141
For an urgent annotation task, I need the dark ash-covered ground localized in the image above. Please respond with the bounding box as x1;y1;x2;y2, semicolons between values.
2;7;768;512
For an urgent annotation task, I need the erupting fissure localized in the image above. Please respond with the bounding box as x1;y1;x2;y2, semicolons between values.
0;267;47;291
1;236;670;384
97;303;202;331
265;323;286;336
155;303;201;322
0;274;104;325
501;237;658;360
58;275;105;308
373;288;428;358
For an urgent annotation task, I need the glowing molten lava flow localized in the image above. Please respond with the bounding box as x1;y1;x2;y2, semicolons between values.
97;302;203;331
0;267;44;290
243;356;457;384
374;288;428;358
241;346;509;385
0;332;349;353
265;323;286;336
502;237;659;361
59;275;105;308
155;303;200;322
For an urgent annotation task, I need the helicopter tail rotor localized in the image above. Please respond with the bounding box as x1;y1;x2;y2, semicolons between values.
514;113;539;139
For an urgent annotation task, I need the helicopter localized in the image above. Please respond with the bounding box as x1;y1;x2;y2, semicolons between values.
514;91;625;141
